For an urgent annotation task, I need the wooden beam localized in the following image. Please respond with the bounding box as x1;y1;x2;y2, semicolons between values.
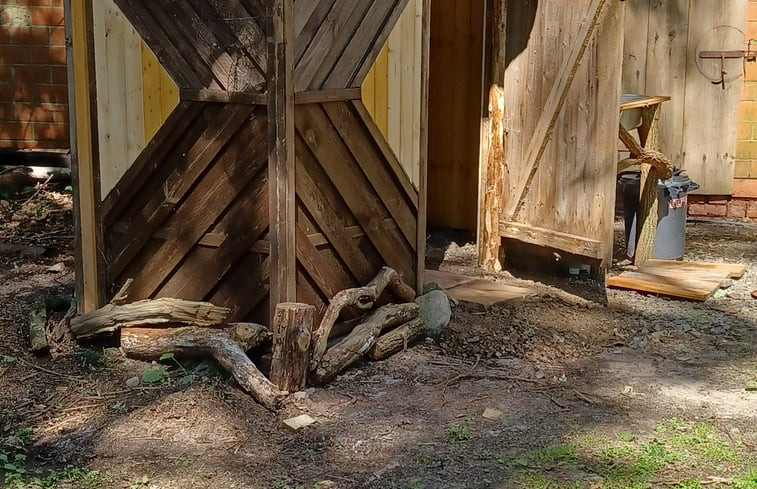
180;89;267;105
294;88;362;104
633;105;662;265
416;0;430;293
499;221;605;260
68;0;105;312
268;0;297;314
477;0;506;272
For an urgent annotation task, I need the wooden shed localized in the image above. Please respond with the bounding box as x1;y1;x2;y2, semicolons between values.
66;0;627;320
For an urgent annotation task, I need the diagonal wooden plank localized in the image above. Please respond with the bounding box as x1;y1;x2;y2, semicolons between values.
306;0;373;90
322;101;416;248
503;0;607;219
200;0;268;82
114;0;197;87
102;101;201;223
295;136;376;283
351;100;418;209
210;253;270;322
294;0;335;64
295;104;415;283
324;0;403;89
351;0;410;86
164;0;262;92
294;0;365;91
142;0;223;90
121;116;269;299
296;222;355;300
156;166;268;300
110;104;258;278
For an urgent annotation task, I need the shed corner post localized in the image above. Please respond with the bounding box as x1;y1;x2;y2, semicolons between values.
267;0;298;324
477;0;507;273
65;0;105;313
416;0;431;294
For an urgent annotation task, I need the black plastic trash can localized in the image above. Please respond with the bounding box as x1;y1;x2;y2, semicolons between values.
617;169;699;260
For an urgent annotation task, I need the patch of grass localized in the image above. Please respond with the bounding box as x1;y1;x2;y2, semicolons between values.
676;479;703;489
4;466;108;489
734;468;757;489
445;421;474;443
72;348;109;370
513;444;577;470
670;422;740;463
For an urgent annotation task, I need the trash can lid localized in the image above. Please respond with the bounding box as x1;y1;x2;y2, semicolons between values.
658;169;698;191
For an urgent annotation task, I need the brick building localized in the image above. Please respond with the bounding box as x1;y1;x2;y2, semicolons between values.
0;0;69;150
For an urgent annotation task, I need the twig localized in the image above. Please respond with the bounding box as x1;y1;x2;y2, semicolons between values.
15;356;83;381
443;355;481;392
22;174;53;205
572;389;596;404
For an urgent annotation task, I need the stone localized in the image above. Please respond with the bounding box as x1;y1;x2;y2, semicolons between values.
47;262;66;273
482;408;503;421
415;290;452;339
293;391;308;400
125;376;140;388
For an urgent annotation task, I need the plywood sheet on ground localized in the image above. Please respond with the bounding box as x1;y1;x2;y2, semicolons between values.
607;259;746;301
424;269;535;306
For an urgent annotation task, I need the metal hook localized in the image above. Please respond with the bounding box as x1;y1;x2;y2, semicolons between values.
711;53;727;89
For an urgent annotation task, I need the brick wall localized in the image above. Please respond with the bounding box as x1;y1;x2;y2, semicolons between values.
689;0;757;219
0;0;69;150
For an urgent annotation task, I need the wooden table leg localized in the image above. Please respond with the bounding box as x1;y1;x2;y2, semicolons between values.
633;104;662;265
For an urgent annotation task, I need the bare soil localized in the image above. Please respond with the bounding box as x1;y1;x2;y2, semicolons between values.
0;192;755;489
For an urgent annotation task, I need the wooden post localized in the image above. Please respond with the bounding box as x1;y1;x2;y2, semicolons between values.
634;105;662;265
267;0;297;318
270;302;315;393
416;0;430;293
477;0;506;272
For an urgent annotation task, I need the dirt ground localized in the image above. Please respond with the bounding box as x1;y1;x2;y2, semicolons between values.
0;191;755;489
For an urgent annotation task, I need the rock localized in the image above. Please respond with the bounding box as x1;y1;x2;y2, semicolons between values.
415;290;452;339
293;391;309;400
482;408;503;421
315;481;337;489
125;376;140;388
282;414;316;432
47;262;66;274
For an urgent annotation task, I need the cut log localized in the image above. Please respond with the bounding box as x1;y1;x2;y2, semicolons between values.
270;303;315;393
310;267;414;370
70;298;230;338
28;300;48;353
210;337;286;410
312;303;419;384
367;318;425;360
120;323;270;359
120;324;282;410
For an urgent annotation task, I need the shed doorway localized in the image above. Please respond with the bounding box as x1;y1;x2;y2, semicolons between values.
427;0;486;233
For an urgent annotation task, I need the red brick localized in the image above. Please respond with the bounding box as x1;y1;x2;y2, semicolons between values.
0;45;32;64
747;201;757;218
29;6;64;27
49;26;65;47
33;122;67;141
51;65;67;84
9;27;50;46
13;65;51;84
687;202;708;216
705;204;728;217
28;45;66;64
0;29;10;45
0;120;33;140
727;200;747;218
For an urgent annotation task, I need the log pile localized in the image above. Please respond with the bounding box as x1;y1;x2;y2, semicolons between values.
67;267;448;410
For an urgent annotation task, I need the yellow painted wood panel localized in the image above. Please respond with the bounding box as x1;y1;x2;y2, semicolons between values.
141;41;179;142
70;0;99;312
360;0;423;188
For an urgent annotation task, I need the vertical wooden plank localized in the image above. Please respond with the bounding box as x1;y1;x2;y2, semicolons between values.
680;0;745;194
478;0;505;271
387;16;402;158
644;0;689;166
374;44;390;138
362;63;377;118
268;0;297;315
399;0;415;180
124;21;145;166
416;0;430;293
141;41;162;142
621;0;650;94
67;0;100;312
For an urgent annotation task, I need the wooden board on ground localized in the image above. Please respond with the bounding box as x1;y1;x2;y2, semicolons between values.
424;269;477;290
607;259;746;301
424;269;535;306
